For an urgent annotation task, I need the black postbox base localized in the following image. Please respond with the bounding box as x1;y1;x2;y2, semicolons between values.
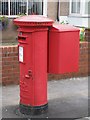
19;103;48;115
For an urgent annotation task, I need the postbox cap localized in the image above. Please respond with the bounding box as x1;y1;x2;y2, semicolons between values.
50;24;80;32
14;15;54;27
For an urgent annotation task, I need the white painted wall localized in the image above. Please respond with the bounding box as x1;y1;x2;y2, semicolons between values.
59;16;68;22
60;16;89;28
88;18;90;28
68;16;89;28
63;0;90;28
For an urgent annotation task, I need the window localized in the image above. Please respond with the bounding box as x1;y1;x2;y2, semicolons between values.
85;1;90;15
70;0;90;16
0;0;43;16
71;0;80;14
10;0;27;15
70;0;80;14
1;0;8;15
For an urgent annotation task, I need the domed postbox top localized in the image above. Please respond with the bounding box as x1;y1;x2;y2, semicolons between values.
14;15;54;27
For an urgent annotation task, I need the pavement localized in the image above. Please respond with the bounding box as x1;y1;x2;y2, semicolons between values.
0;77;89;119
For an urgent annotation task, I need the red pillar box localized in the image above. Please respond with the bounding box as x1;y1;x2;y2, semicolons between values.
14;15;53;115
48;24;80;74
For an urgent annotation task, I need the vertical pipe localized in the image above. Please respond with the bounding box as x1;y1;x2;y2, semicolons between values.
42;0;43;15
57;0;59;21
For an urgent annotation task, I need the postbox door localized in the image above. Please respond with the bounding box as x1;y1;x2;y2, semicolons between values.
18;34;34;106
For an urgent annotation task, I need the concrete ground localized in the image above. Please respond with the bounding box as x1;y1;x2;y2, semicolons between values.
1;77;89;119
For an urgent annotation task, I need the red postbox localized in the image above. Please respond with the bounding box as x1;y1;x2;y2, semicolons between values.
14;15;53;115
48;24;80;74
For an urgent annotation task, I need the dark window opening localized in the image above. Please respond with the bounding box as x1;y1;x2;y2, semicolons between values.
2;1;8;15
1;0;43;16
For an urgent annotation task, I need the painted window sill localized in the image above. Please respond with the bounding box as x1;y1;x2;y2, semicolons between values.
68;15;90;18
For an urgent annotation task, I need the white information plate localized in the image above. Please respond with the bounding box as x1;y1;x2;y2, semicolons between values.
19;46;23;62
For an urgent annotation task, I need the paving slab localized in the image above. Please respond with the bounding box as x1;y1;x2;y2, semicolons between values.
1;77;89;119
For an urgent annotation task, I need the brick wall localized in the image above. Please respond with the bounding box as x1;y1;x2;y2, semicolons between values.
47;2;58;21
85;29;90;42
1;42;89;85
60;2;69;16
1;45;19;85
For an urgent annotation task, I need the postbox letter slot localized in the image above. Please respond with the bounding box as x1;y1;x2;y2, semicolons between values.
18;36;26;41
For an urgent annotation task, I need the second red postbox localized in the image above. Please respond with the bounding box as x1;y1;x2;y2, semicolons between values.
48;24;80;74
